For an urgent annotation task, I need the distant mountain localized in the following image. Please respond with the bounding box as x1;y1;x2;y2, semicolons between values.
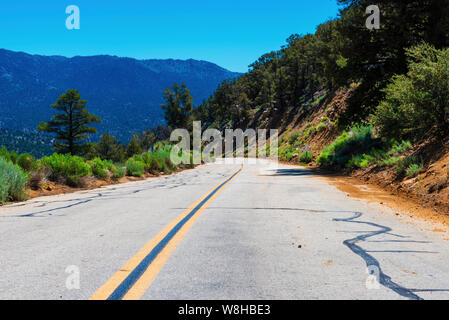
0;49;241;142
0;128;53;158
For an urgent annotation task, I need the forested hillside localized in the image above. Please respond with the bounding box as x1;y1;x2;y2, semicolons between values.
0;129;53;158
193;0;449;213
195;0;449;132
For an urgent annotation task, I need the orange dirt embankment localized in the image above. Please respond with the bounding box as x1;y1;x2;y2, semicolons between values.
266;86;449;227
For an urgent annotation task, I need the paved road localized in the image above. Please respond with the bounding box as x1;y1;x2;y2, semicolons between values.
1;160;449;300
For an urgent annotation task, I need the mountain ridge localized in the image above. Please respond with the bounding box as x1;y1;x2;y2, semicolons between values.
0;48;241;142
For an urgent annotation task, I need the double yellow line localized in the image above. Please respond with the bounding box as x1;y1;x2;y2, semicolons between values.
90;168;242;300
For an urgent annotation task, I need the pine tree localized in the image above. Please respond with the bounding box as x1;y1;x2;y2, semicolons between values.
161;83;193;129
38;89;101;155
95;133;125;163
126;136;142;158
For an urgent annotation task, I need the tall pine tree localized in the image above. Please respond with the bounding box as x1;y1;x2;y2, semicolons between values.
38;89;101;155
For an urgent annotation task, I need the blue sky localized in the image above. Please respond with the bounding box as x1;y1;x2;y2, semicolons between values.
0;1;340;72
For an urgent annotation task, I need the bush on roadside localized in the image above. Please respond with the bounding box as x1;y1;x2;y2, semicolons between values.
126;159;145;177
111;166;126;180
378;156;401;167
89;157;112;179
299;151;314;164
371;43;449;140
0;157;29;204
406;163;423;178
316;122;326;133
17;153;36;172
395;156;420;177
317;125;379;166
288;132;301;145
41;153;91;186
28;160;51;189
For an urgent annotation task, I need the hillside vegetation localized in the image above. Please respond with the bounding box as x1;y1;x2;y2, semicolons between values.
192;0;449;212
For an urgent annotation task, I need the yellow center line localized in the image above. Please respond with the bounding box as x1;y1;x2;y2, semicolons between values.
90;168;242;300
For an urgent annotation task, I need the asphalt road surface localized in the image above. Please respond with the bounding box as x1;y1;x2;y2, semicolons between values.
1;160;449;300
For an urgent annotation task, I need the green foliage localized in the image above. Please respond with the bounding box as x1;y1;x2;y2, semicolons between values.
17;153;35;172
372;44;449;140
0;146;11;162
316;122;326;132
317;125;378;166
300;151;314;164
151;150;175;173
41;153;91;186
0;157;29;204
89;157;111;179
162;83;194;129
346;153;375;168
396;156;421;177
195;0;449;131
9;151;18;164
94;133;126;163
378;156;401;167
336;1;449;126
390;140;412;155
288;132;301;145
126;136;143;158
279;145;297;161
0;129;53;158
126;159;145;177
37;89;102;155
406;163;423;178
112;167;126;180
376;140;412;167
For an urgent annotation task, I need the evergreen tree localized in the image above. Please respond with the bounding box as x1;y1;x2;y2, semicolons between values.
95;133;125;163
38;89;101;155
126;136;142;158
161;83;194;129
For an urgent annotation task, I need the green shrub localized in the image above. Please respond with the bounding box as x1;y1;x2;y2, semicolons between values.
396;156;420;176
17;153;36;172
346;154;375;168
151;150;176;173
126;159;145;177
316;122;326;132
150;158;163;172
378;156;401;167
372;44;449;140
0;146;11;162
406;163;423;178
0;157;29;203
89;157;110;179
390;140;412;155
41;153;91;186
141;152;152;168
300;151;314;164
110;166;125;180
317;125;378;166
9;151;18;164
288;132;301;145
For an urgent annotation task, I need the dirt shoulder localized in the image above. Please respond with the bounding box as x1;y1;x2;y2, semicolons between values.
305;165;449;230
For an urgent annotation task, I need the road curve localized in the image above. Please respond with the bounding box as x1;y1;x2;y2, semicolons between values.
1;161;449;300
